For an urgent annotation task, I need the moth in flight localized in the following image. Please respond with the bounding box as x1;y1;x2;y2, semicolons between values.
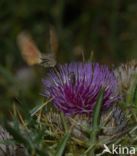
17;28;58;67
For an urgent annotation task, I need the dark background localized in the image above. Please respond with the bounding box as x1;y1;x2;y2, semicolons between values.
0;0;137;115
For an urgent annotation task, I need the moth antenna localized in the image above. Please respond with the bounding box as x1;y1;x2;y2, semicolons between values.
49;26;58;56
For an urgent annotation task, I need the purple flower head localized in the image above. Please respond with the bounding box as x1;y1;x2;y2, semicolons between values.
42;63;119;116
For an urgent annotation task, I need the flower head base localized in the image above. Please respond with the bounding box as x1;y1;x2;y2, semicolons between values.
114;60;137;95
43;63;119;116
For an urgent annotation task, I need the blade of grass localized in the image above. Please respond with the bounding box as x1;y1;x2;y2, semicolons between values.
60;112;68;132
88;50;94;62
30;98;52;116
55;132;70;156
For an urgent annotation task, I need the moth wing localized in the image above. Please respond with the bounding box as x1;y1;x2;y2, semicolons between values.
17;32;42;65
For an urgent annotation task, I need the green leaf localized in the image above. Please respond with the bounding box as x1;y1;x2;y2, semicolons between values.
55;132;70;156
87;89;104;156
133;82;137;105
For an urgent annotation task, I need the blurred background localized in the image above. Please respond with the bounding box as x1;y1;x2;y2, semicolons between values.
0;0;137;116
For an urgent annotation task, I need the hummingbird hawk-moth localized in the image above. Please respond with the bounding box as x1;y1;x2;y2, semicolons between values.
17;28;58;67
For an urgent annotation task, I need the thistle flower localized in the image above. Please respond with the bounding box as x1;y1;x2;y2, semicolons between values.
42;63;119;116
114;60;137;95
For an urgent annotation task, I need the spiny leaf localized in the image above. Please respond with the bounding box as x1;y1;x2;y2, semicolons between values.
4;123;32;150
